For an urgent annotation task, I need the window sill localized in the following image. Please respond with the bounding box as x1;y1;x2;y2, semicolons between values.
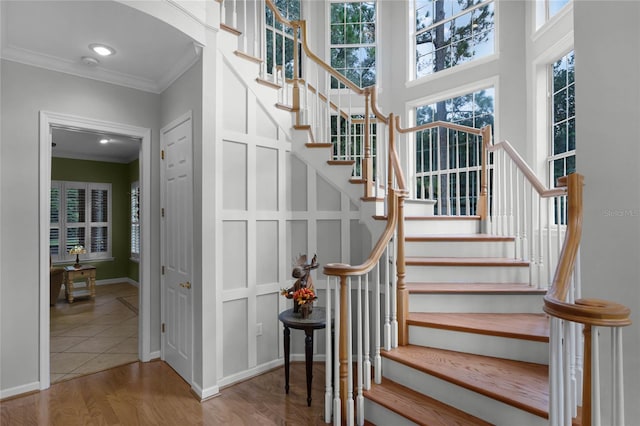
129;257;140;263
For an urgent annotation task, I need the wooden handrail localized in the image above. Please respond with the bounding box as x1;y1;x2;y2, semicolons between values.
489;140;566;197
395;116;484;136
323;189;399;277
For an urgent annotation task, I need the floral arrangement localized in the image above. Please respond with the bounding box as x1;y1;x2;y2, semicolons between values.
292;287;317;306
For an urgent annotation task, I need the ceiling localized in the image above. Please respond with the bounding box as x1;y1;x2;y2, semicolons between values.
52;127;141;163
1;0;201;163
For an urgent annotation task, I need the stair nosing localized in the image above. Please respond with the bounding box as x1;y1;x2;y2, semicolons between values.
406;234;515;242
364;378;493;426
407;312;549;342
383;345;549;419
406;282;546;294
406;256;530;267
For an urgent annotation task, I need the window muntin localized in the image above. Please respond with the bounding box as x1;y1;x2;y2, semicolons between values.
549;50;575;187
330;1;376;88
536;0;570;30
266;0;301;79
131;181;140;260
414;0;495;79
51;181;112;262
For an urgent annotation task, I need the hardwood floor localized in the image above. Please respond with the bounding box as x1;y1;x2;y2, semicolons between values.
1;360;330;425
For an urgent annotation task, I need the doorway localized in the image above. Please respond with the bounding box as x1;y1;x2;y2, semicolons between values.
39;111;152;389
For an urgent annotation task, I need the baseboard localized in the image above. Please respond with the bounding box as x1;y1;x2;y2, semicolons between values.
192;382;220;401
95;277;139;287
0;381;40;401
217;359;284;388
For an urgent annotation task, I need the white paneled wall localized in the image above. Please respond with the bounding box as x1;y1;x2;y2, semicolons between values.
217;58;367;385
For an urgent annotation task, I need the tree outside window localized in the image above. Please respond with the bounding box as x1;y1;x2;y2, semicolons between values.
330;1;376;88
415;0;494;79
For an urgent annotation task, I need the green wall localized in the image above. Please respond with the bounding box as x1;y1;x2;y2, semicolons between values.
52;157;139;282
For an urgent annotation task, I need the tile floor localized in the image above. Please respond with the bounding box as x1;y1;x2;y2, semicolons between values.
50;282;139;384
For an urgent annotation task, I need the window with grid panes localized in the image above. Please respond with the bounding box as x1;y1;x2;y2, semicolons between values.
330;1;376;88
414;88;494;214
50;181;111;262
131;181;140;260
549;50;575;188
536;0;571;30
414;0;494;80
266;0;301;79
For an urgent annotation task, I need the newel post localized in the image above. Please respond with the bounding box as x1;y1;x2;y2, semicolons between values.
478;125;491;233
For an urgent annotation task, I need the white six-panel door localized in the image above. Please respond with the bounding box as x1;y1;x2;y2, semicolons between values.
161;112;193;383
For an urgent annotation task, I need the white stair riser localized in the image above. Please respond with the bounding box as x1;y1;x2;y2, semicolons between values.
404;219;479;234
408;293;544;313
408;326;549;364
406;264;530;283
363;400;418;426
405;240;515;258
382;358;548;426
404;199;436;216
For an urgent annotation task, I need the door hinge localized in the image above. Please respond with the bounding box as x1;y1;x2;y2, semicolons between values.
162;323;166;333
161;265;165;275
161;149;165;160
161;207;165;217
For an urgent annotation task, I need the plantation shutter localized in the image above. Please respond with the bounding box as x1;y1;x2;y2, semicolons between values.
65;187;86;254
90;187;109;254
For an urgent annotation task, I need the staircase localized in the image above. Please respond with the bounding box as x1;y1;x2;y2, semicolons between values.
216;3;631;424
364;215;552;425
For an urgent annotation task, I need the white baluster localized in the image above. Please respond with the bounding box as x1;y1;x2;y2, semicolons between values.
384;248;391;351
346;278;354;426
391;242;398;349
374;262;382;384
563;320;573;426
612;327;625;426
363;273;371;390
592;327;601;426
356;277;364;426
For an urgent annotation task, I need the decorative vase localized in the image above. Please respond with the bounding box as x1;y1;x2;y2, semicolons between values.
299;303;312;319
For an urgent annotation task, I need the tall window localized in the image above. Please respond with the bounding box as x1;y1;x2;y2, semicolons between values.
414;0;495;79
536;0;570;29
130;181;140;261
549;50;575;187
330;1;376;88
414;88;494;214
266;0;301;79
50;181;111;262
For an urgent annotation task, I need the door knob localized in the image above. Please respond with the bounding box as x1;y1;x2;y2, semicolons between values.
184;281;191;289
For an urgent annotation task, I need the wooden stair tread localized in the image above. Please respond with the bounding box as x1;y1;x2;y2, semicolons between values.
383;345;549;419
220;23;241;36
375;215;480;221
406;234;515;242
233;50;262;64
305;142;333;148
364;378;493;426
255;77;280;89
406;282;546;294
275;103;293;112
407;312;549;342
327;159;355;166
406;256;530;267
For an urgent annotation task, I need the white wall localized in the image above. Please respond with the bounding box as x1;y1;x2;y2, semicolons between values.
574;1;640;421
0;60;161;396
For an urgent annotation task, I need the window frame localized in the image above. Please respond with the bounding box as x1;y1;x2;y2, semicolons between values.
50;180;112;263
130;180;140;262
535;0;571;31
328;0;378;89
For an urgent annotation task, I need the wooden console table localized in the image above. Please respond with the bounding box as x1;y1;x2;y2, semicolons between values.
278;306;332;407
64;265;96;303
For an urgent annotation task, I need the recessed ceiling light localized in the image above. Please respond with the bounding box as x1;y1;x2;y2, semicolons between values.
100;138;109;144
89;43;116;57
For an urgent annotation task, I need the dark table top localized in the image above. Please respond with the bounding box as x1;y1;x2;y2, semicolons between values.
278;307;330;330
